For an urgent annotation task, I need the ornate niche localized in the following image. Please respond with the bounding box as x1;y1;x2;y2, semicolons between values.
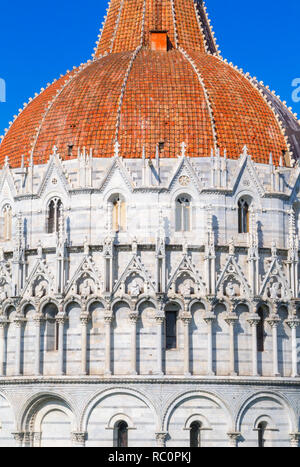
176;272;195;297
32;275;49;299
223;274;242;298
126;274;144;297
0;277;9;302
266;276;285;300
77;273;96;298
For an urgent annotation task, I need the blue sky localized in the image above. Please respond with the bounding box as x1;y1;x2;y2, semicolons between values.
0;0;299;136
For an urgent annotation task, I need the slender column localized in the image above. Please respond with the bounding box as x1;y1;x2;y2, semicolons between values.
23;432;32;448
32;432;42;448
0;318;7;377
155;315;165;376
104;314;113;376
155;432;167;447
71;432;87;447
227;432;241;447
181;314;192;376
14;316;24;376
287;318;300;377
129;313;138;376
80;312;89;376
247;314;260;377
225;313;238;376
33;314;43;376
203;312;215;376
267;315;280;377
56;314;66;376
290;432;300;447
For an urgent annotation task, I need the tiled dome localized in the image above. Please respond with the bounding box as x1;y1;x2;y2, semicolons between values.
0;0;299;167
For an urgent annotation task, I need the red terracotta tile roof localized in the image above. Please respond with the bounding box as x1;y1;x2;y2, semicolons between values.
0;0;298;168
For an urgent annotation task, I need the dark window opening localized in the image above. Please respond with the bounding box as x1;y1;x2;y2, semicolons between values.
166;310;177;350
159;141;165;152
175;196;191;232
117;421;128;448
238;198;249;233
45;305;59;352
47;198;62;234
190;421;202;447
68;145;74;156
258;422;267;448
257;308;265;352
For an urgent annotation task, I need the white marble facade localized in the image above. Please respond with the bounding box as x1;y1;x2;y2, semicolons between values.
0;144;299;447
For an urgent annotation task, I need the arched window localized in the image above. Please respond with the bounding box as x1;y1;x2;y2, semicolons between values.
190;421;202;447
165;309;177;350
44;304;59;352
2;204;12;241
257;307;265;352
175;195;191;232
117;421;128;447
238;198;249;233
257;421;267;447
47;198;62;234
111;195;126;232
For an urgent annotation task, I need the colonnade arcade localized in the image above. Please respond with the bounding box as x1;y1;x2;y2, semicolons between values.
0;296;299;378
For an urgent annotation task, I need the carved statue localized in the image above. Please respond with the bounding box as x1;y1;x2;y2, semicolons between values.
84;237;89;256
35;281;47;299
229;237;235;255
271;241;277;258
0;285;7;303
269;281;281;300
80;278;93;298
129;279;141;297
132;237;138;255
37;240;43;259
179;279;193;297
225;281;236;297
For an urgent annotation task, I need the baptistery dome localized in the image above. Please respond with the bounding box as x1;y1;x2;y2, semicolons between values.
0;0;300;449
1;0;299;167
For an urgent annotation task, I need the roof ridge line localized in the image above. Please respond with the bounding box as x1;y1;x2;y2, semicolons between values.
30;62;91;159
170;0;179;49
115;46;143;144
115;0;146;143
179;47;218;153
110;0;125;53
194;0;219;55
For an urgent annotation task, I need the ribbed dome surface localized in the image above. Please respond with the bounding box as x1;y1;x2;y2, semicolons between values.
0;0;299;167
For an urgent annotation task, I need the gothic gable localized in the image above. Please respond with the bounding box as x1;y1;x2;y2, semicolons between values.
0;165;17;200
230;146;265;198
260;254;292;301
38;148;70;198
22;259;55;300
98;155;134;193
167;251;206;297
216;253;252;299
65;255;102;298
113;254;155;297
168;151;203;193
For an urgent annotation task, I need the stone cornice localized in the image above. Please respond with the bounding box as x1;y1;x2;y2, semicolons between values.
0;375;299;387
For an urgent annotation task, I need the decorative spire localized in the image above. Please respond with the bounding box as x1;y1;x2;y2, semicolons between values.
95;0;218;58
